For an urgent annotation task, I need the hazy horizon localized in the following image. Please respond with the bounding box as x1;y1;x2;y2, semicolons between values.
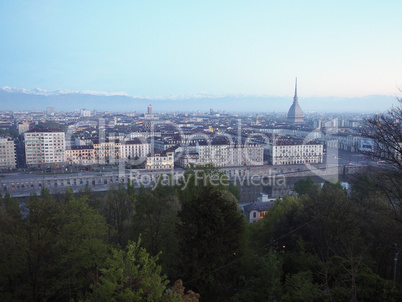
0;86;398;113
1;1;402;103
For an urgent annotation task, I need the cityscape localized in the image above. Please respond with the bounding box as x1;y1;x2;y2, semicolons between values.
1;79;377;198
2;1;402;301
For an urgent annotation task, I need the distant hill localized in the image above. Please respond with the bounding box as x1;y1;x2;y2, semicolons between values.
0;87;398;113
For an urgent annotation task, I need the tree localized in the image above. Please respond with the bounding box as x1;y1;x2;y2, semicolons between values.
293;177;317;196
0;194;25;302
90;238;170;302
176;167;245;301
132;183;180;278
227;182;241;201
51;196;109;301
166;279;200;302
231;251;283;302
0;190;111;302
363;101;402;171
102;183;135;246
19;189;63;301
363;101;402;222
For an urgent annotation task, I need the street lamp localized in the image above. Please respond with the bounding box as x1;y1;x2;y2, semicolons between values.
392;243;400;289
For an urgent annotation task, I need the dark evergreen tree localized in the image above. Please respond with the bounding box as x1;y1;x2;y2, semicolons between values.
102;183;134;246
176;167;245;301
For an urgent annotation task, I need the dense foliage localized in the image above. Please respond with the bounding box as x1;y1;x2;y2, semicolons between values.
1;168;402;301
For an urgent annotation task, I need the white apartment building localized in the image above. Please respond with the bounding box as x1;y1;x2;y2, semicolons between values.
229;143;264;166
177;141;264;168
120;140;151;164
197;141;230;167
17;121;30;135
0;137;16;169
80;109;91;117
145;150;174;169
129;131;161;140
270;141;323;165
24;128;66;167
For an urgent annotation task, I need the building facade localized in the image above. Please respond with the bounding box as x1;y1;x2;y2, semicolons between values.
80;109;91;117
65;146;96;166
0;137;16;169
24;128;66;167
145;150;174;169
270;142;323;165
17;121;30;135
120;140;151;164
287;78;304;124
93;140;120;165
177;141;264;168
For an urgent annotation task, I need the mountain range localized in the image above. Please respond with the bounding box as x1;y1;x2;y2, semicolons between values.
0;87;398;113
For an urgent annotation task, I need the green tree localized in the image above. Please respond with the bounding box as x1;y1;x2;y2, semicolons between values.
0;194;25;302
227;182;241;201
22;190;63;301
132;183;180;278
293;177;317;196
231;251;283;302
102;183;134;246
177;167;245;301
0;189;111;302
90;238;170;302
50;196;109;301
282;270;325;302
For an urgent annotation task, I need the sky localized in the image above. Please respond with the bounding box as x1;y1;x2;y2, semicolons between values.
1;0;402;100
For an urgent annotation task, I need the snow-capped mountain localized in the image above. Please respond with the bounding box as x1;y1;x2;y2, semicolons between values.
0;86;398;112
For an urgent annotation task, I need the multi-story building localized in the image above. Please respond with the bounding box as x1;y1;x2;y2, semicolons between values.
120;140;151;164
17;121;30;135
74;137;94;146
229;143;264;166
80;109;91;117
24;128;66;167
145;150;174;169
65;146;96;166
129;131;161;140
93;139;120;164
0;137;16;169
269;140;323;165
177;140;264;168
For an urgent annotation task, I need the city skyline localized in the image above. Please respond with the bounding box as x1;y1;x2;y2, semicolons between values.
1;1;402;105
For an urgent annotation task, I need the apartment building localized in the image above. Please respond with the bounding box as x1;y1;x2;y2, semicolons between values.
93;139;120;164
229;143;264;166
145;150;174;169
24;128;66;167
269;140;323;165
177;140;264;168
0;137;16;169
17;121;30;135
65;145;96;166
80;108;91;117
120;139;151;164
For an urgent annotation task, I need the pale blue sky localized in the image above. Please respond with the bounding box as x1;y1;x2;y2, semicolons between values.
1;0;401;99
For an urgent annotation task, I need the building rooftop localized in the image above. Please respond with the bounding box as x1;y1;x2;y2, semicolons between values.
243;201;274;213
26;128;63;133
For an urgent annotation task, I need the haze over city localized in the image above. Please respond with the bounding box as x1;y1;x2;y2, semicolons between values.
1;0;402;112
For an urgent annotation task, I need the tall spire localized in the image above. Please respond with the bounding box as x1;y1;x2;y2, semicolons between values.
287;77;304;124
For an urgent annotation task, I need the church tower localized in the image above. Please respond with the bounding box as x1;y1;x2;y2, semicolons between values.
287;78;304;124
